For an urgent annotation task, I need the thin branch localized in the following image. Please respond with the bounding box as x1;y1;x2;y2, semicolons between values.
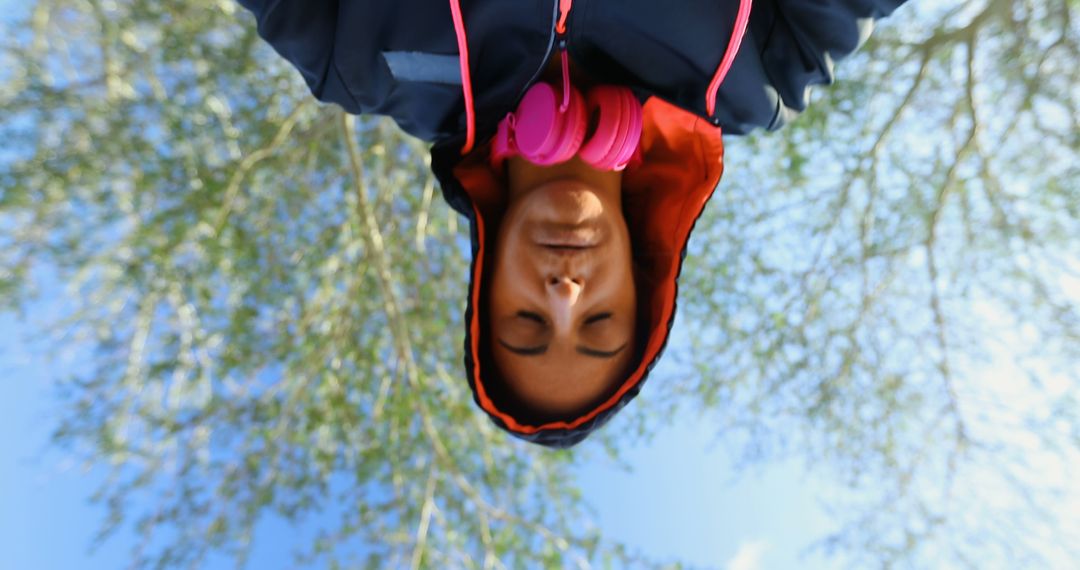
415;171;436;253
87;0;123;102
212;101;311;238
409;469;438;570
923;135;978;456
918;0;1010;52
339;112;417;380
870;49;933;159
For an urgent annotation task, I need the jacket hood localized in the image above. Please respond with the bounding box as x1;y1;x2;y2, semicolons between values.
431;96;724;448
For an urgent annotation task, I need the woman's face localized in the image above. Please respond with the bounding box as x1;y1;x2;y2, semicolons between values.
489;176;637;417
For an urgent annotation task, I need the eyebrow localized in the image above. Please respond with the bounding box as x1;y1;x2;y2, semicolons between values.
497;339;629;359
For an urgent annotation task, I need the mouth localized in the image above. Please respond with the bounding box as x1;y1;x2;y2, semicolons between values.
538;244;594;258
531;223;603;248
539;244;595;260
540;244;593;250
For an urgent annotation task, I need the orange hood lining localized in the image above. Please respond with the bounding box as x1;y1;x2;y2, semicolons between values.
452;96;725;435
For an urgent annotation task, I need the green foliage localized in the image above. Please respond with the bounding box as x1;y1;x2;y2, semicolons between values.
1;0;1077;569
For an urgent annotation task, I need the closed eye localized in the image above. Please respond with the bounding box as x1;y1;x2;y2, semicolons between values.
516;311;612;325
517;311;545;324
584;312;613;325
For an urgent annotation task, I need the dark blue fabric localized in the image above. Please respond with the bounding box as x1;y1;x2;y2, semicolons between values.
236;0;907;142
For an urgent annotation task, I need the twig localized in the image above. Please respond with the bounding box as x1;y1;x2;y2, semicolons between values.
415;171;436;253
409;469;438;570
213;101;310;238
339;112;417;381
918;0;1009;52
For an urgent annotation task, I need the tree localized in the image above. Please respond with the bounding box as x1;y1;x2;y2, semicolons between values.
0;0;1076;568
676;0;1080;566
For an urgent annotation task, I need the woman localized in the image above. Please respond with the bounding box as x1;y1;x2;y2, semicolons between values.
237;0;908;448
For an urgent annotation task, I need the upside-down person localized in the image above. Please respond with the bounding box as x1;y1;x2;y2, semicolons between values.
236;0;910;448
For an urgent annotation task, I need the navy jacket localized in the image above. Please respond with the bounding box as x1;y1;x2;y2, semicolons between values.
237;0;908;448
238;0;904;140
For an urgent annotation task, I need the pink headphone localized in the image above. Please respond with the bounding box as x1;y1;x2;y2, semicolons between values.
490;80;643;171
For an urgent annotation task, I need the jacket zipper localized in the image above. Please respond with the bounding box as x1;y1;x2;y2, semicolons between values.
509;0;572;113
452;0;561;154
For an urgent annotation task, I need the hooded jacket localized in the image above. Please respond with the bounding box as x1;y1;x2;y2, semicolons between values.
237;0;908;448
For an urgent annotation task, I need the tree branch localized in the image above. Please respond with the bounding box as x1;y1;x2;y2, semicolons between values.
213;101;310;238
409;468;438;570
340;112;417;381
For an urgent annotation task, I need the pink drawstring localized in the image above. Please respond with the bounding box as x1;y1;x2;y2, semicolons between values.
559;50;571;112
450;0;476;155
705;0;753;117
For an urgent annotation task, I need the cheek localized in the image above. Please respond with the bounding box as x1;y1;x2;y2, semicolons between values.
489;257;514;316
490;233;532;313
494;217;537;278
603;235;637;303
604;245;638;329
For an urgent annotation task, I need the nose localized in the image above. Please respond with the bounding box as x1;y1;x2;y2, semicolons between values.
546;276;582;335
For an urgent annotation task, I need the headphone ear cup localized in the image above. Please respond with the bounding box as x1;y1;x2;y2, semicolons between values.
512;82;563;163
578;85;621;169
610;88;643;170
579;86;642;170
535;84;587;165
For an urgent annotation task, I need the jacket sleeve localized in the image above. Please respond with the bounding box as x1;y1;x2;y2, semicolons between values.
236;0;352;108
753;0;908;130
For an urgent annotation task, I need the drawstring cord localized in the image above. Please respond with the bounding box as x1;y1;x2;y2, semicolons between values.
556;0;573;111
706;0;753;117
449;0;476;155
559;50;571;112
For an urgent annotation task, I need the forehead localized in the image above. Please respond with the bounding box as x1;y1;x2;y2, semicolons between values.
491;339;635;416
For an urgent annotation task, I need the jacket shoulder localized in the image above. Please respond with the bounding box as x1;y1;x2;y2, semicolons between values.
731;0;911;133
238;0;476;141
